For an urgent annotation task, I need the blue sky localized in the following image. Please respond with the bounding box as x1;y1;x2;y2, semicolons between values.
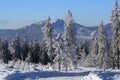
0;0;117;29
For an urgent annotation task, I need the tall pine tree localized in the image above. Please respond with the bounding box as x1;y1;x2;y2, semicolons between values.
63;10;78;69
11;35;21;60
84;33;98;67
97;21;109;69
21;36;29;61
1;39;11;63
43;17;54;65
111;0;120;69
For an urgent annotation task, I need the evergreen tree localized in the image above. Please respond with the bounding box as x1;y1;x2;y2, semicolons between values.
84;36;98;67
1;39;11;63
53;34;64;71
79;39;89;66
111;0;120;69
63;10;78;69
21;36;29;61
43;17;54;65
11;35;21;60
32;39;40;63
26;40;33;63
39;43;49;65
27;39;40;64
97;21;109;69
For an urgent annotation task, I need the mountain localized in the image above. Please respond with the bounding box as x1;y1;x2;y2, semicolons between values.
88;23;112;40
0;19;112;43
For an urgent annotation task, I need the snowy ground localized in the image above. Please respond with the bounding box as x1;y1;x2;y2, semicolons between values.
0;61;120;80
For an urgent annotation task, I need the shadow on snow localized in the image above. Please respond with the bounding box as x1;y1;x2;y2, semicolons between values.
96;71;120;80
5;70;120;80
5;70;90;80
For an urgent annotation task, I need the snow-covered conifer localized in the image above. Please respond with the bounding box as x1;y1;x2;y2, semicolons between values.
97;21;109;69
63;10;78;69
53;34;64;71
79;39;89;66
1;39;11;63
43;17;54;65
111;0;120;69
39;43;49;65
26;40;33;63
21;36;29;61
83;35;98;67
11;35;21;60
30;39;40;63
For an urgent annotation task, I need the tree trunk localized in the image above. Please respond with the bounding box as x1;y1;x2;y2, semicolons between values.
117;52;120;69
58;62;61;72
66;65;68;73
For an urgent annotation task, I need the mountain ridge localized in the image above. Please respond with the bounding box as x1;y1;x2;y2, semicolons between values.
0;19;112;43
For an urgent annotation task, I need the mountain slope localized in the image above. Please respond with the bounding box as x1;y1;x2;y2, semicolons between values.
0;19;112;43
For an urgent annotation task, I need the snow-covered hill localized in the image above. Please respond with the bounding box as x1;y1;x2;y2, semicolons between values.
0;19;112;43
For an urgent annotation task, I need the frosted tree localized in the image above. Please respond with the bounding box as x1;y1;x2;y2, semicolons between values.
21;36;29;61
26;39;40;63
84;35;98;67
11;35;21;60
39;43;49;65
43;17;54;65
30;39;40;63
53;34;64;71
63;10;78;69
79;39;89;64
111;0;120;69
97;21;109;69
89;31;98;56
26;40;33;63
1;39;11;63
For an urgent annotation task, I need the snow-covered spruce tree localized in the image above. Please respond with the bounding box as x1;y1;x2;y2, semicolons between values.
53;34;64;72
97;21;109;69
1;39;11;63
83;34;98;67
30;39;40;63
43;17;54;65
11;35;22;60
107;41;113;69
39;43;49;65
26;39;40;64
26;40;33;63
63;10;78;69
79;39;89;66
111;0;120;69
21;36;29;61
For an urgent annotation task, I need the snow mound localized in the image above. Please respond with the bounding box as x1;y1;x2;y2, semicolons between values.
115;74;120;80
81;72;102;80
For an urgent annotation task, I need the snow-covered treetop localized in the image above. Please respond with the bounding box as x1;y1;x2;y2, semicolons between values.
98;21;106;37
111;0;120;28
23;36;27;42
67;10;72;17
99;21;104;32
64;10;73;27
114;0;119;10
45;16;52;28
15;34;19;41
43;16;53;41
112;0;120;17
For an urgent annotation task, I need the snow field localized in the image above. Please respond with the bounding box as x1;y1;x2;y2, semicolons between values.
0;62;119;80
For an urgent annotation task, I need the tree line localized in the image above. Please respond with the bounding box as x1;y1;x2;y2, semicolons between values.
0;36;50;65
